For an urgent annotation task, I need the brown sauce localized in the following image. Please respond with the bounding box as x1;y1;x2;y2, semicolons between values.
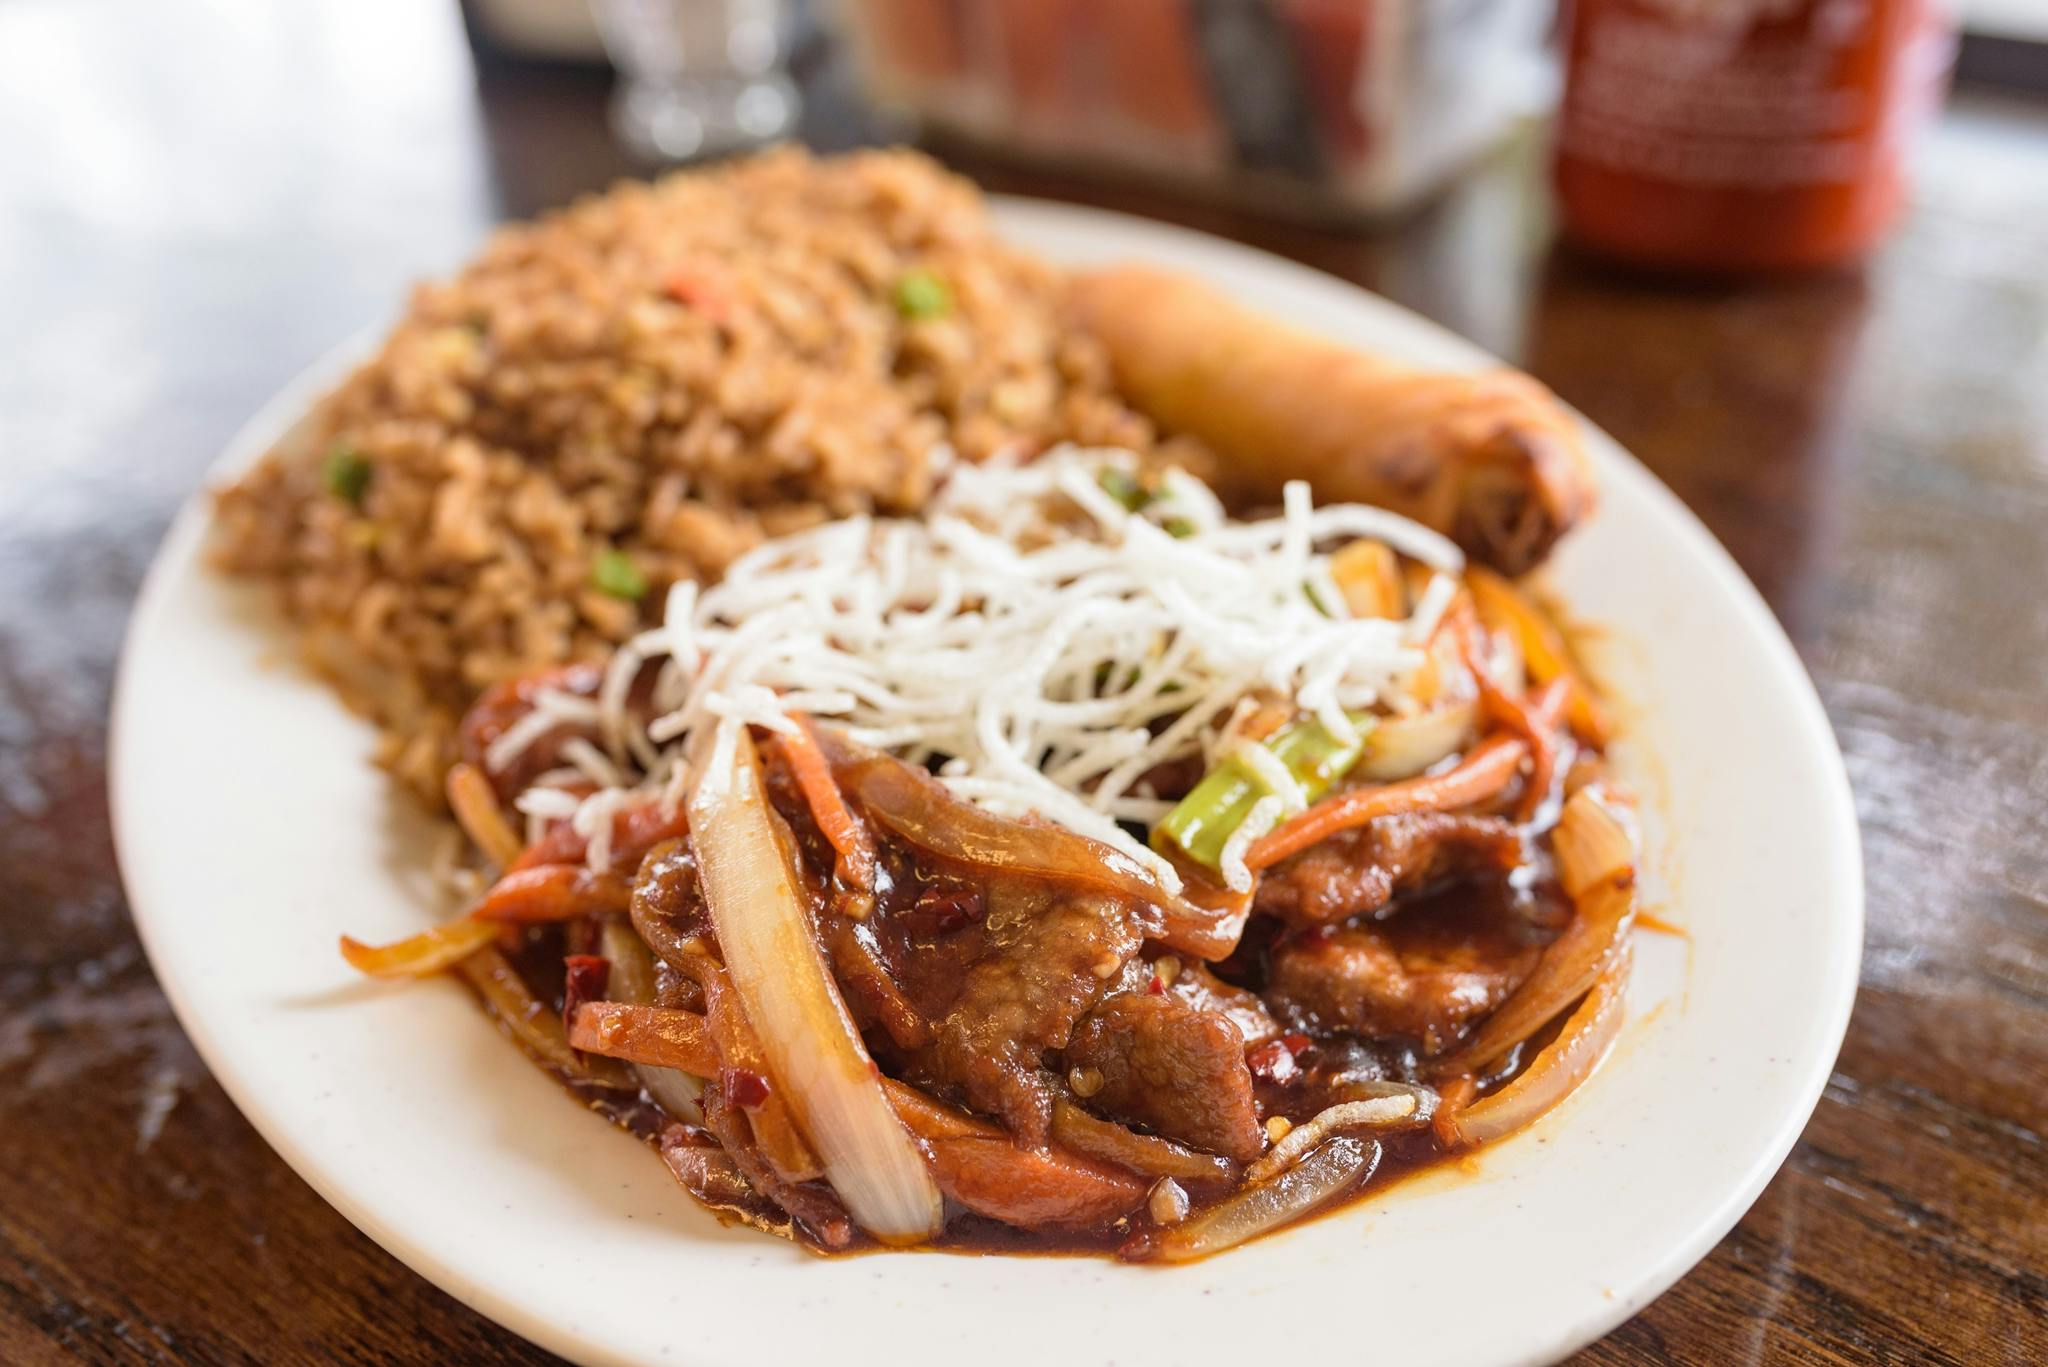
479;857;1562;1260
456;721;1600;1261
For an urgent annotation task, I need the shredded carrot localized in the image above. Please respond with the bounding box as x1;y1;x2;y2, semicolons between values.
1466;566;1612;747
445;761;523;868
773;714;876;892
470;864;632;923
1518;681;1569;820
569;1001;720;1075
340;917;499;978
1432;1075;1479;1148
1248;737;1521;870
1247;685;1569;871
1636;909;1688;938
1461;622;1566;822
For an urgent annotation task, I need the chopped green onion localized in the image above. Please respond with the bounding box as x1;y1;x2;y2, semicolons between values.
1163;517;1197;538
1154;714;1375;872
592;548;648;601
892;268;951;321
322;446;371;506
1097;466;1149;511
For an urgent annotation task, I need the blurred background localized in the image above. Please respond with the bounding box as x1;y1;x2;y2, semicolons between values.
1;1;2045;1363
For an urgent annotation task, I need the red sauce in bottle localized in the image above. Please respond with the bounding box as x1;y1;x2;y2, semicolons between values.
1553;0;1956;273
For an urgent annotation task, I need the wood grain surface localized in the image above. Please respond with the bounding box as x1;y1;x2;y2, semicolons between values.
1;3;2041;1362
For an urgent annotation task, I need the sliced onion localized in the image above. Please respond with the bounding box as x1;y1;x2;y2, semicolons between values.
1353;699;1479;781
340;917;498;978
598;918;703;1122
1149;1177;1191;1225
1050;1099;1238;1187
683;954;824;1183
598;917;658;1004
1551;781;1636;897
1149;1136;1381;1263
1243;1096;1425;1184
821;734;1164;903
881;1077;997;1140
459;946;576;1071
689;726;942;1245
1432;784;1636;1077
1443;946;1630;1148
640;1072;705;1130
817;731;1240;959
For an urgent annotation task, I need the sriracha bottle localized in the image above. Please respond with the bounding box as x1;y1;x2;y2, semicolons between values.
1553;0;1956;273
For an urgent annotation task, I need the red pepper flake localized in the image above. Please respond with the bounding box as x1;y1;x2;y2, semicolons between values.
1246;1038;1302;1086
561;955;610;1035
1282;1032;1312;1056
913;885;985;935
1146;974;1166;996
722;1068;772;1111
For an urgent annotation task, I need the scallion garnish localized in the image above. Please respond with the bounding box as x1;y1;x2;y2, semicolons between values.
1154;715;1374;871
1098;466;1149;511
892;268;952;321
592;548;648;601
322;446;371;506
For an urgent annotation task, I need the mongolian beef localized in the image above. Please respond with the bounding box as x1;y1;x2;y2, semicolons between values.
221;151;1636;1259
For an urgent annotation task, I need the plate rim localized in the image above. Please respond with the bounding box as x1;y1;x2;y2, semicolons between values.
110;194;1864;1367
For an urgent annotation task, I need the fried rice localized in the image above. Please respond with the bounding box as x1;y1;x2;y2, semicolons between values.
211;148;1203;800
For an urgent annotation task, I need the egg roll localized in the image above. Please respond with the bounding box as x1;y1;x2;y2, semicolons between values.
1067;266;1597;573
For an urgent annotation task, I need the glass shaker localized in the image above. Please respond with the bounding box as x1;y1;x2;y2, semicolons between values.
590;0;800;161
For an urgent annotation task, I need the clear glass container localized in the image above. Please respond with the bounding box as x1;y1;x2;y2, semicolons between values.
835;0;1552;221
1554;0;1956;273
591;0;801;162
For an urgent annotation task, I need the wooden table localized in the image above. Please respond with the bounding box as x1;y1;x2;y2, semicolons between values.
2;4;2041;1362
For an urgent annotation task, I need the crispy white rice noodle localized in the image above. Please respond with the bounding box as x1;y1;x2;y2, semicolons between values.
1217;795;1286;895
489;447;1463;893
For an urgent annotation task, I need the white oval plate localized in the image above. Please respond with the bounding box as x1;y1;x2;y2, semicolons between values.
112;200;1861;1367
